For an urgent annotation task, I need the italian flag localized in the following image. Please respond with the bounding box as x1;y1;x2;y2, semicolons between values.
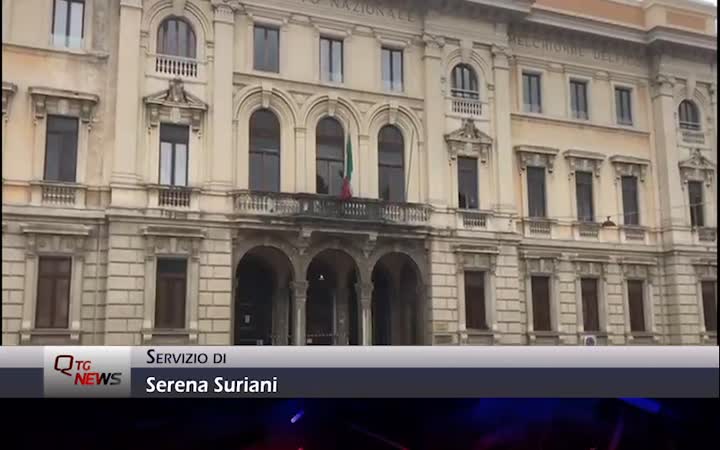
340;134;353;200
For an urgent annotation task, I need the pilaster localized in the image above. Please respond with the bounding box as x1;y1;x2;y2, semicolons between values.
492;45;516;215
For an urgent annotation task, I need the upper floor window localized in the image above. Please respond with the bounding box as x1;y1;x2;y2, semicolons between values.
522;72;542;113
621;175;640;225
464;271;487;330
320;37;343;83
157;17;197;59
36;256;71;329
688;180;704;227
52;0;84;49
581;278;600;332
316;117;344;196
627;280;645;332
159;124;189;187
575;171;594;222
45;115;78;183
531;276;552;332
615;87;633;126
569;79;589;120
701;281;717;332
527;166;546;218
679;100;701;131
451;64;479;100
254;25;279;73
458;157;478;209
249;109;281;193
378;125;405;202
381;47;403;92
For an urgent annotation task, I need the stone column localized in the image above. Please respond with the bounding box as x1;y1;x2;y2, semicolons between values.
651;74;685;228
492;44;516;215
291;281;308;346
356;282;373;346
273;285;290;345
111;0;143;186
208;4;235;189
422;34;446;206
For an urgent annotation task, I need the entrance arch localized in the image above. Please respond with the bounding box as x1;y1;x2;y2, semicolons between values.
305;249;360;345
372;252;424;345
234;246;294;345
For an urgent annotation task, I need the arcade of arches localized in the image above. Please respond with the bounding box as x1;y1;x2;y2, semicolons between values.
233;244;426;346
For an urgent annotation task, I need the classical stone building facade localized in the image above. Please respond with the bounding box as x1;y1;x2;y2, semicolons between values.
2;0;717;346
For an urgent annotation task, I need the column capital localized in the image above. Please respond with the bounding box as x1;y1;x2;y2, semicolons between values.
291;281;308;297
491;45;511;70
212;1;237;23
651;73;676;98
355;282;373;301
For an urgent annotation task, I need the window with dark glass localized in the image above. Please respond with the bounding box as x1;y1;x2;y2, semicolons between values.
320;37;343;83
615;87;633;125
581;278;600;332
457;157;479;209
159;124;189;186
531;276;552;332
44;115;78;183
254;25;279;73
464;271;487;330
381;47;403;92
688;180;704;227
575;171;594;222
522;72;542;113
157;17;197;58
35;256;71;329
678;100;700;130
451;64;479;99
570;79;589;120
155;258;187;329
527;166;546;218
249;109;281;192
627;280;645;332
701;281;717;332
316;117;344;196
378;125;405;202
621;175;640;225
52;0;84;48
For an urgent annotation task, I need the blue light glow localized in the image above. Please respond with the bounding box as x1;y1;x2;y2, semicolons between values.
290;410;304;424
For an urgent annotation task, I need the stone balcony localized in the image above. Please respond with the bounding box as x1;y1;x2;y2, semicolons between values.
233;191;432;227
29;181;86;209
147;185;200;210
147;53;206;82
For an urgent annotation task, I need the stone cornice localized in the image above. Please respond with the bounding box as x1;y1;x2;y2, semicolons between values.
28;86;100;124
515;145;560;173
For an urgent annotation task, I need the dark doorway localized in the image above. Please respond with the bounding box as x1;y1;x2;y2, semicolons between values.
372;266;392;345
234;255;274;345
372;253;423;345
307;259;336;345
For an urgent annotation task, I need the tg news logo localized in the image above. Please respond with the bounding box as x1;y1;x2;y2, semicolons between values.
54;354;122;386
44;347;130;397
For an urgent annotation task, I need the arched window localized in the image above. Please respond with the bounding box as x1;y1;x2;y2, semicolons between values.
157;17;197;58
316;117;345;196
451;64;479;99
678;100;700;131
378;125;405;202
249;109;281;193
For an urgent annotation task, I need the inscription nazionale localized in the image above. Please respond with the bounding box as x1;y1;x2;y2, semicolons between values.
300;0;416;22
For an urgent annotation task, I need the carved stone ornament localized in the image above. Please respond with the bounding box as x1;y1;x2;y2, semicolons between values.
621;262;652;279
522;256;557;275
679;148;715;187
515;145;559;173
144;78;208;133
21;223;91;256
609;155;650;183
2;81;17;117
445;119;493;163
573;261;604;276
28;86;99;126
142;225;205;258
564;150;605;178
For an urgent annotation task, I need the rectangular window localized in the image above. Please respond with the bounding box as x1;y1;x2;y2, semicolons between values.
464;271;487;330
575;171;594;222
531;276;552;332
457;157;479;210
35;256;72;329
522;72;542;113
155;258;187;329
527;166;546;218
621;176;640;225
254;25;279;73
381;47;403;92
627;280;645;333
581;278;600;332
615;87;633;125
52;0;84;48
570;79;589;120
688;180;704;227
44;115;79;182
701;281;717;332
320;37;343;83
159;124;189;187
